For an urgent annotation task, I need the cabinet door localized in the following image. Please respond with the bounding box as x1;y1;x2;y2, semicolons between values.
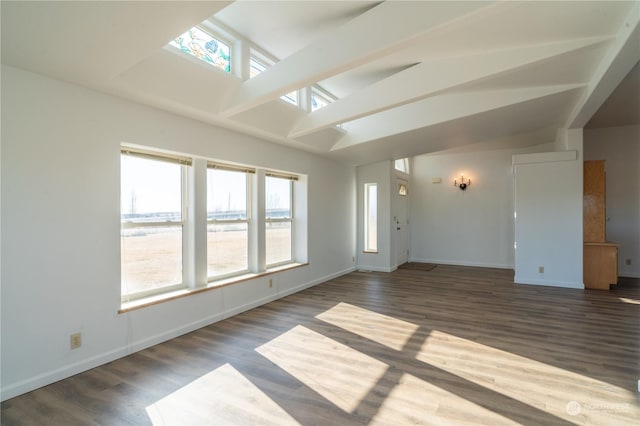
584;244;618;289
583;160;605;242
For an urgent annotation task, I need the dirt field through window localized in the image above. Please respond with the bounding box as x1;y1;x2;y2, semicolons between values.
121;227;291;295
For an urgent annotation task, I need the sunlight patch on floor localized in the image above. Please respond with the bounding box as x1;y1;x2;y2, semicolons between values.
418;330;638;423
145;363;299;426
316;302;419;351
370;373;513;426
256;325;389;412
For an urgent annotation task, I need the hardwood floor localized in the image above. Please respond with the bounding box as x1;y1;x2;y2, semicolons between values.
2;265;639;425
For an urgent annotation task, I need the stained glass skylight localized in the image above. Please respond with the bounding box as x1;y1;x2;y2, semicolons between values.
170;27;231;73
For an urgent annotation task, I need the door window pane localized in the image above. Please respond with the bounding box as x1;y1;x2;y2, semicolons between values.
364;183;378;252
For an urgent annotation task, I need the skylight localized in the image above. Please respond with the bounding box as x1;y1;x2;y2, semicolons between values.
170;27;231;73
249;58;267;78
250;56;298;106
311;88;334;112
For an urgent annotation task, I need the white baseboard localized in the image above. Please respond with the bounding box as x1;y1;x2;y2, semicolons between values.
409;258;514;270
620;272;640;279
514;275;584;289
1;310;228;402
0;267;356;402
356;265;397;272
1;345;131;402
279;266;356;298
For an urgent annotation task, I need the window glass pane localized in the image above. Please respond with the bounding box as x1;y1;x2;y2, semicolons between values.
249;57;268;78
311;90;331;111
207;169;247;220
250;55;298;106
208;223;248;276
281;91;298;106
364;183;377;252
169;27;231;73
266;221;292;265
121;155;182;223
121;226;182;295
266;176;291;218
394;158;409;173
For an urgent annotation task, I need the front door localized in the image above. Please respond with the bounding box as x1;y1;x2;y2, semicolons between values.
396;179;409;266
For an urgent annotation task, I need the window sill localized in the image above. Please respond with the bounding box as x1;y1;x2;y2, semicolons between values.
119;262;308;314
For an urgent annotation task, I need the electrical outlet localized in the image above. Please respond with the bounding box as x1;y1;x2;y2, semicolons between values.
268;279;273;288
538;266;544;274
70;332;82;350
626;258;632;266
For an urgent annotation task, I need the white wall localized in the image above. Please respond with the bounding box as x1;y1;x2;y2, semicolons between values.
584;125;640;278
356;161;392;272
0;65;356;400
410;139;585;289
512;129;584;288
410;146;552;269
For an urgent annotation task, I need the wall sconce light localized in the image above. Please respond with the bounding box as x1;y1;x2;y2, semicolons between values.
454;175;471;190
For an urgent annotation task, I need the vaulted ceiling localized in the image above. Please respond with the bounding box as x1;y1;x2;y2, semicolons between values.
2;1;638;165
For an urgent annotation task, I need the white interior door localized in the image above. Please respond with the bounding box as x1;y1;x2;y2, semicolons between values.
396;179;409;266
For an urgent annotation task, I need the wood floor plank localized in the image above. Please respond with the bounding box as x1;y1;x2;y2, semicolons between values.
2;265;639;425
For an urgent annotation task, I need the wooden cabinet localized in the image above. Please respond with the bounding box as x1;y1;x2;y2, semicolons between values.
583;160;605;242
583;160;618;290
584;243;618;290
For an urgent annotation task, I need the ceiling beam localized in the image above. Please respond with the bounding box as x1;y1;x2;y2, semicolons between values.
290;36;611;138
566;1;640;128
219;1;499;117
331;84;585;151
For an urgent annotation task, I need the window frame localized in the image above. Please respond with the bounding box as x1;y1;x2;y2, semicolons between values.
119;146;307;310
166;19;343;112
265;172;297;267
394;158;410;174
364;182;378;253
120;148;191;302
168;25;232;73
249;53;299;107
206;163;254;281
311;86;335;111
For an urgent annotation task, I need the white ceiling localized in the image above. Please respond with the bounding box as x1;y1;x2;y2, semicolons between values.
2;1;638;165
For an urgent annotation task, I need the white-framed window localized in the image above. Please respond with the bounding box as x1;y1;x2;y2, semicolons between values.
394;158;410;174
249;56;269;79
120;145;306;306
249;54;299;106
311;87;334;111
120;148;191;301
265;172;296;266
169;26;232;73
207;163;255;280
364;183;378;253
